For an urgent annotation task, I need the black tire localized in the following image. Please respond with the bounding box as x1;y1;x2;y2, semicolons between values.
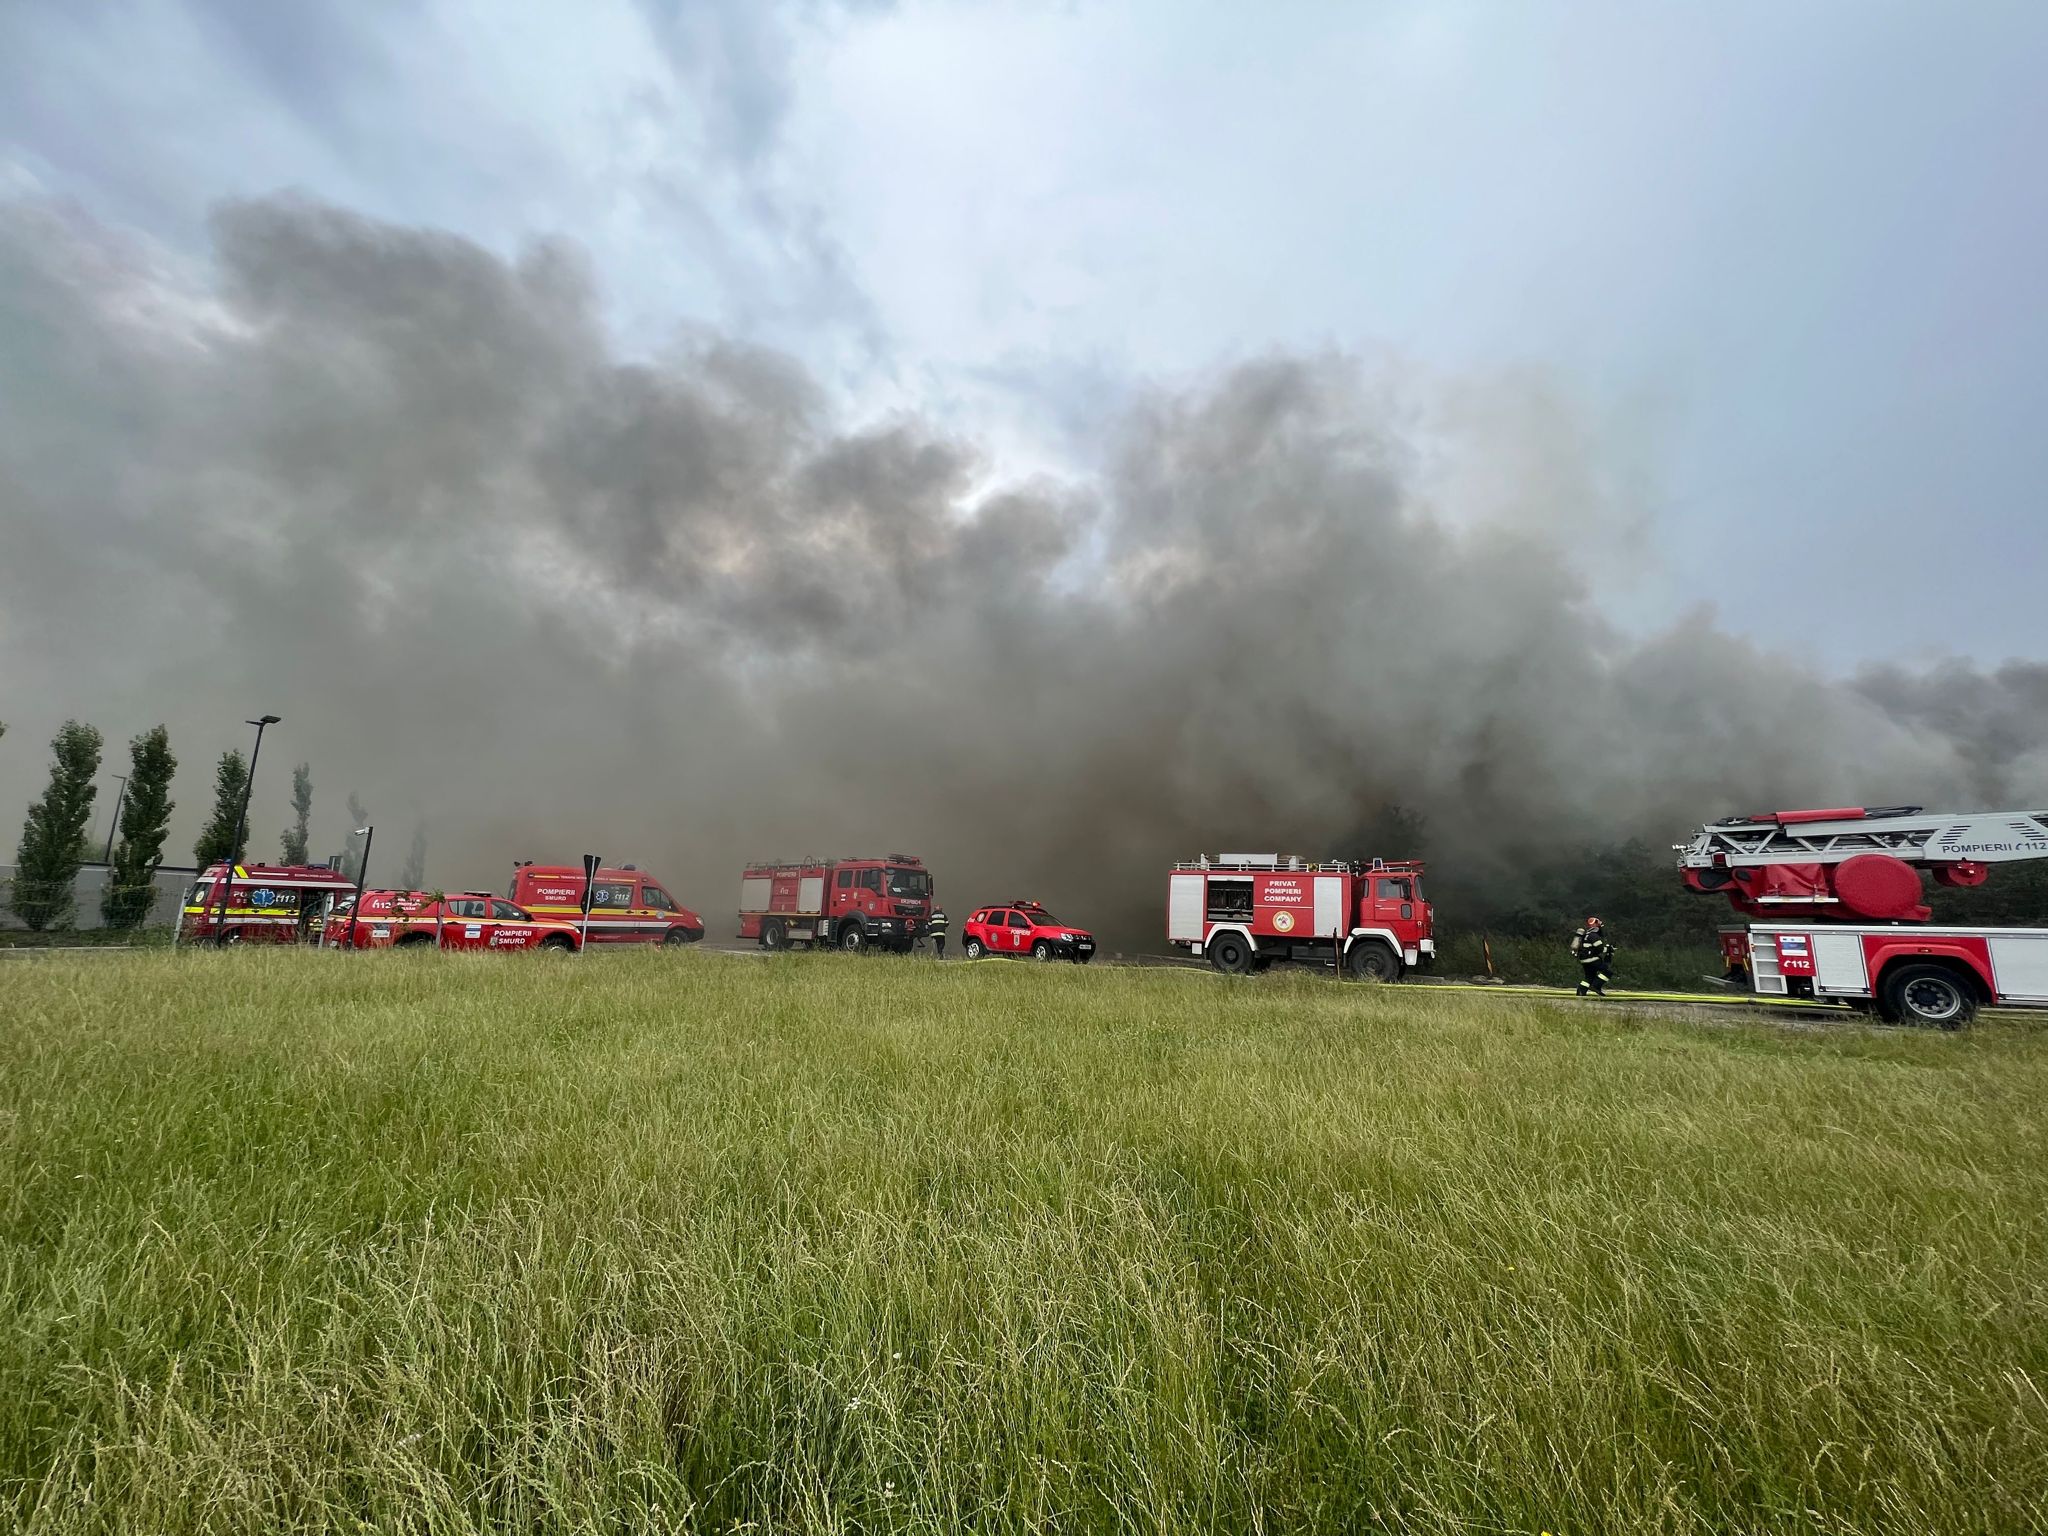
838;922;866;953
663;927;700;947
396;932;435;950
1031;940;1054;961
963;936;985;959
540;934;575;953
1882;963;1975;1030
217;927;244;948
761;919;788;951
1345;941;1399;981
1208;932;1252;975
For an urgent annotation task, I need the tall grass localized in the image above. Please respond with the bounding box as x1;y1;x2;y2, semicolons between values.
3;949;2044;1534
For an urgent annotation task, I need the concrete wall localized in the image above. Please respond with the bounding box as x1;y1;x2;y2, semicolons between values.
0;862;195;930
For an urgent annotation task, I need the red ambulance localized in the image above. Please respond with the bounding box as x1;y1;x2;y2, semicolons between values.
507;862;705;946
178;862;361;946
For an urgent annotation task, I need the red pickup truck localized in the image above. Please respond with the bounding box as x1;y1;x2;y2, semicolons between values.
325;890;582;952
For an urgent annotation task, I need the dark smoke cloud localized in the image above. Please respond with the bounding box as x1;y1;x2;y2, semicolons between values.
1853;661;2048;809
2;194;2041;946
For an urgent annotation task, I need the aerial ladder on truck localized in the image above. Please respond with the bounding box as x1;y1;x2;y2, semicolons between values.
1677;806;2048;1027
1677;805;2048;922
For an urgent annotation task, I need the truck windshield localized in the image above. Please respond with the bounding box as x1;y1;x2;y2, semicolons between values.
888;868;931;898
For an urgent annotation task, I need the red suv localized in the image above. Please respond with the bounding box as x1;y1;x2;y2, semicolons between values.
962;902;1096;963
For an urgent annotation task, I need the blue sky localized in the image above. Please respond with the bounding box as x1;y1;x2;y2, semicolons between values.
5;0;2046;666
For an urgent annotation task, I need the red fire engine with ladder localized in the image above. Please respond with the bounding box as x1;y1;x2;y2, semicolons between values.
1167;854;1435;978
1679;805;2048;1027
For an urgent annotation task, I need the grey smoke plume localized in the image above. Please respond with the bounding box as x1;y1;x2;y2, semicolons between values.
2;194;2040;945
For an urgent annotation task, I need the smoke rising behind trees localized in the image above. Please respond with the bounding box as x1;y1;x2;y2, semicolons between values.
2;194;2043;945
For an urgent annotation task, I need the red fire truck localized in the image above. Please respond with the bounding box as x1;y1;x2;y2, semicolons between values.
738;855;933;952
1679;806;2048;1027
507;862;705;945
1167;854;1435;977
177;862;361;945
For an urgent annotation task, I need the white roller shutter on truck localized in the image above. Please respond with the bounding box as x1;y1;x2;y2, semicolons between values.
1313;876;1342;939
1168;874;1206;943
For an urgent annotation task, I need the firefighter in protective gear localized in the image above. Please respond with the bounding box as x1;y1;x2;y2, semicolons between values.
928;907;949;959
1571;916;1614;996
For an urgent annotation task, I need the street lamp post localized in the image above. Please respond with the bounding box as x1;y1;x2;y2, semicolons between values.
346;826;374;949
101;774;129;866
207;714;280;946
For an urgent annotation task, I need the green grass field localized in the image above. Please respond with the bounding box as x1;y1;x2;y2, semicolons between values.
3;950;2045;1534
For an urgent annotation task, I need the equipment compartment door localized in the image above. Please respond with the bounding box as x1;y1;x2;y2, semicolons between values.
1812;931;1870;993
1989;934;2048;1003
1168;875;1205;942
1313;877;1342;940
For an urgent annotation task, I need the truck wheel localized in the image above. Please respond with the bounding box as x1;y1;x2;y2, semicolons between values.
963;937;985;959
1208;933;1251;975
838;923;866;953
540;934;575;953
1031;940;1054;961
396;933;435;950
1345;941;1399;981
1882;963;1974;1030
663;927;701;947
761;919;788;951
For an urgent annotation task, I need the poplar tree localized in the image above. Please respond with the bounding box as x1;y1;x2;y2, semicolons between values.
398;825;428;890
9;721;103;930
280;763;313;865
192;750;249;867
102;726;177;929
